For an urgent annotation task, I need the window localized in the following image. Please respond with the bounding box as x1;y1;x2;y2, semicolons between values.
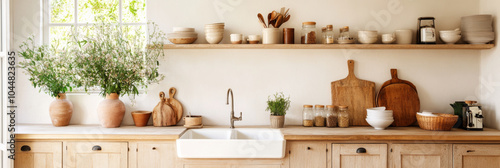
44;0;147;50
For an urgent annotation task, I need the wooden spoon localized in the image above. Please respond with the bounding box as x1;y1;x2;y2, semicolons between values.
284;14;291;23
284;8;290;17
274;14;283;28
267;13;272;27
270;11;278;22
257;13;267;28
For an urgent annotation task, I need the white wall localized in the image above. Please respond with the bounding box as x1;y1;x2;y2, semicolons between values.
480;0;500;129
14;0;485;126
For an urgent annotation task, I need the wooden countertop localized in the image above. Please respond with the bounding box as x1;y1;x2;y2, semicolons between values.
280;126;500;141
15;124;187;140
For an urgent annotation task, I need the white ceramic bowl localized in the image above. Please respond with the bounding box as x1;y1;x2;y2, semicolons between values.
168;33;198;38
358;37;378;44
205;33;224;37
205;29;225;33
439;30;461;35
367;107;386;111
206;36;223;44
205;25;225;29
173;27;195;32
358;31;378;36
366;119;394;130
440;34;461;44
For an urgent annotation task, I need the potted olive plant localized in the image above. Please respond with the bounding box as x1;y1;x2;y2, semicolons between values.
19;36;76;126
266;92;291;128
72;22;165;128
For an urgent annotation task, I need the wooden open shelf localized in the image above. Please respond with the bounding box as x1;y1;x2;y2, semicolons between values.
163;44;494;50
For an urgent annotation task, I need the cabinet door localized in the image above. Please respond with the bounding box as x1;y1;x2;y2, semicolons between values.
390;144;451;168
332;144;387;168
15;141;62;168
64;141;127;168
288;141;327;168
129;141;176;168
453;144;500;168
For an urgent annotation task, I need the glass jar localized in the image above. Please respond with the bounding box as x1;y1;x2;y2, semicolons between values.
326;105;337;127
338;106;349;128
302;105;314;127
323;25;335;44
301;22;317;44
314;105;325;127
339;26;351;40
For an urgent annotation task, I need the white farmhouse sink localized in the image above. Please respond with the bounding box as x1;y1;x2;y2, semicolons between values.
176;128;285;158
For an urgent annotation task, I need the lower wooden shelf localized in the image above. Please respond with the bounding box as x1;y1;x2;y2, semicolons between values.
162;43;494;50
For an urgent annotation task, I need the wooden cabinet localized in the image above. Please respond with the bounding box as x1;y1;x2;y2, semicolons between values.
287;141;328;168
129;141;176;168
63;141;127;168
332;144;387;168
15;141;62;168
183;165;280;168
180;159;283;168
390;144;452;168
453;144;500;168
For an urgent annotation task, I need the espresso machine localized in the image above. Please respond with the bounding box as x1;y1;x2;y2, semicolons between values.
462;101;484;130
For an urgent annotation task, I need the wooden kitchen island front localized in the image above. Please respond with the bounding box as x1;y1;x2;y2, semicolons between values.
15;125;500;168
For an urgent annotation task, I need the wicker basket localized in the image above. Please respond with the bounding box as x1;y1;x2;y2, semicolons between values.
416;113;458;131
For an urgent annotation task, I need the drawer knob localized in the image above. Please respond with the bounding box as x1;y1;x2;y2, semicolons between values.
92;145;102;151
152;147;157;150
21;145;31;152
356;147;367;153
307;147;311;150
467;150;475;153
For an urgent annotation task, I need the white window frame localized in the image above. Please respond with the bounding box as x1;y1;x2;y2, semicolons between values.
42;0;147;93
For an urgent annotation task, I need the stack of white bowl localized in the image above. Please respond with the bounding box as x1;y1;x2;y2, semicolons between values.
205;23;225;44
461;15;494;44
366;107;394;130
439;29;461;44
167;27;198;44
358;31;378;44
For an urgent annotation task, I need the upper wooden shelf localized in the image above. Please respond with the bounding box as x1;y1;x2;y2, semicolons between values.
163;44;494;50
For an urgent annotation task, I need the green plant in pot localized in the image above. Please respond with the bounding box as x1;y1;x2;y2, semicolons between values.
72;22;165;128
19;36;76;126
266;92;291;128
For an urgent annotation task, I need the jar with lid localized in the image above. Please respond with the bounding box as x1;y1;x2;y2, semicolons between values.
302;105;314;127
326;105;337;127
323;25;335;44
301;22;317;44
338;106;349;128
339;26;351;40
314;105;325;127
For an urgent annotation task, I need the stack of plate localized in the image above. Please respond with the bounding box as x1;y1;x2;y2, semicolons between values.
461;15;494;44
167;27;198;44
366;107;394;130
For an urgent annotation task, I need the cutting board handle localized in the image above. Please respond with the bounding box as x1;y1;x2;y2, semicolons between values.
391;69;399;79
347;60;356;79
159;91;166;100
169;87;177;99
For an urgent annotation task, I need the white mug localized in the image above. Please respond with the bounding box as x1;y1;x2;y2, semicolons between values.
247;35;261;44
395;29;413;44
230;34;243;44
382;33;396;44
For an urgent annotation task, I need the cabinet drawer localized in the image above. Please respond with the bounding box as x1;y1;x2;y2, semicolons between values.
64;141;127;168
453;144;500;168
332;144;387;168
15;141;62;168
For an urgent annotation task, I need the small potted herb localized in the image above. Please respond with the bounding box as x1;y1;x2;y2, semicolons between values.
266;92;291;128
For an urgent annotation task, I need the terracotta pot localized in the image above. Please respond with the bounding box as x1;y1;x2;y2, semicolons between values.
131;111;152;127
97;93;125;128
49;93;73;126
270;115;285;128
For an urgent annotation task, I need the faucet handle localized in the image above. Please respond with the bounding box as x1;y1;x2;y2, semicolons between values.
239;112;243;119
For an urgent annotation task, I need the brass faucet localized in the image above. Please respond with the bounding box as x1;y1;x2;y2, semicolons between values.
227;88;242;129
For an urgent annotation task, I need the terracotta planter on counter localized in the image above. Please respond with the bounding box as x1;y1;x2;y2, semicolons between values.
131;111;152;127
270;115;285;128
97;93;125;128
49;93;73;126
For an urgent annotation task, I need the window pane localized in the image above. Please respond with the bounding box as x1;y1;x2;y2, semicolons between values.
78;0;119;23
122;25;146;45
50;0;75;23
49;26;73;51
122;0;146;23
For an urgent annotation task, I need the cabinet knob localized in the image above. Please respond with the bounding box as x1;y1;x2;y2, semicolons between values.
152;147;157;150
307;147;311;150
21;145;31;152
92;145;102;151
466;150;475;153
356;147;367;154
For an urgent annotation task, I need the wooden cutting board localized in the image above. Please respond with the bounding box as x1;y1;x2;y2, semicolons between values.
331;60;375;126
377;69;420;126
167;87;184;122
152;91;177;126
